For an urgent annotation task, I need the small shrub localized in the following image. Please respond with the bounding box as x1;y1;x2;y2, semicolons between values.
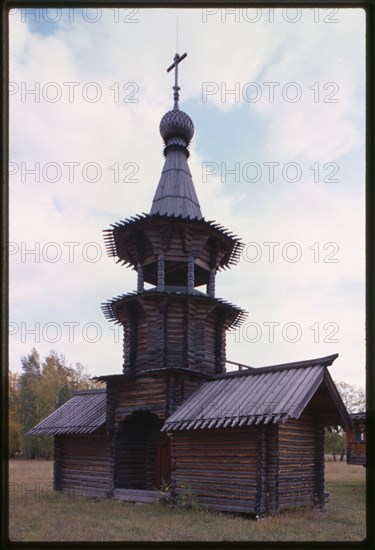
161;482;200;511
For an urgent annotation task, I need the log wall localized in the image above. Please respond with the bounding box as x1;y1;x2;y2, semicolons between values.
54;428;114;497
106;372;204;432
109;375;167;428
53;409;326;513
257;424;279;516
119;294;236;377
346;418;366;465
278;410;323;510
170;427;264;514
169;416;324;516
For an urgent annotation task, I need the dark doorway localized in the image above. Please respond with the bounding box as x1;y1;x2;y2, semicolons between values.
114;410;170;490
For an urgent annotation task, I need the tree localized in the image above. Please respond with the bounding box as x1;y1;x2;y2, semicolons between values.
325;427;346;461
9;371;21;456
9;371;20;412
334;380;366;414
324;380;366;461
10;348;103;458
18;348;43;458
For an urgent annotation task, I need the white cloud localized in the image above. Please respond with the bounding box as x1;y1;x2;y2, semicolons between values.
9;8;365;389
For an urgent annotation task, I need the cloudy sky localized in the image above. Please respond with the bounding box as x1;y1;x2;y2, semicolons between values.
9;7;365;389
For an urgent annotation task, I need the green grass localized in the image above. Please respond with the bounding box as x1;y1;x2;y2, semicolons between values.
8;460;366;542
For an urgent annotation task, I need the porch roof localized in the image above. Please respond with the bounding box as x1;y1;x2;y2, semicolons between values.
27;389;106;436
162;354;351;432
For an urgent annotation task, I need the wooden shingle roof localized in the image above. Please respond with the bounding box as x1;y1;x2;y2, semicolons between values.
27;390;106;436
162;354;350;432
150;149;202;219
101;288;247;329
103;213;244;269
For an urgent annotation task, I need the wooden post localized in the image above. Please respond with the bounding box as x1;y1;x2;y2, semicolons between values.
157;255;165;291
170;434;177;498
123;304;137;377
165;374;171;417
255;427;262;517
215;312;226;374
256;425;267;518
183;300;189;368
265;425;279;516
207;268;216;297
187;255;194;294
108;431;116;497
137;265;144;292
274;427;280;514
315;419;325;508
53;436;63;491
162;296;170;368
106;382;116;435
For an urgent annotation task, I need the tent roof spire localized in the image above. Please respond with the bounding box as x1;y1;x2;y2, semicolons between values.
150;52;203;220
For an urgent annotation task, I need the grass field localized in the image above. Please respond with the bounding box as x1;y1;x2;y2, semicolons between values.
8;459;366;542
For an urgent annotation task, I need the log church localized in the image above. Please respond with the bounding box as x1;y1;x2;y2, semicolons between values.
29;53;350;516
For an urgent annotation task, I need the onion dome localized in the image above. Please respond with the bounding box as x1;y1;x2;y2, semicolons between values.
160;109;194;157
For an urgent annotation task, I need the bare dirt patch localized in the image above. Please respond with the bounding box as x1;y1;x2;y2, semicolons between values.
325;459;365;482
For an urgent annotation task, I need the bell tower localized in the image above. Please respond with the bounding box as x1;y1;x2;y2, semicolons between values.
102;53;246;379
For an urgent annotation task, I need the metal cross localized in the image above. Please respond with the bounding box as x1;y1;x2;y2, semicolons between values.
167;52;187;109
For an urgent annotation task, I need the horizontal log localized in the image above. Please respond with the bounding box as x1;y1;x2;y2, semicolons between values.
174;456;258;464
62;487;110;497
62;473;112;483
278;497;315;508
175;485;257;498
192;498;256;513
172;432;259;443
62;467;113;475
171;439;258;447
62;455;112;462
173;464;257;474
173;472;257;483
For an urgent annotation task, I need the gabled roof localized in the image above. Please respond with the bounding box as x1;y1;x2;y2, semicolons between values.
27;390;106;436
162;354;351;432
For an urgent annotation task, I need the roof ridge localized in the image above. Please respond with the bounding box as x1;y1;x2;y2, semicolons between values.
217;354;339;379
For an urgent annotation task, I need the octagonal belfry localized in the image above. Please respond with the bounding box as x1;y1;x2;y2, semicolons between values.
102;53;246;378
